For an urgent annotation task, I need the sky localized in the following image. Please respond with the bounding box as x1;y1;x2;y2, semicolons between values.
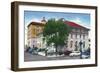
24;11;90;28
24;11;91;45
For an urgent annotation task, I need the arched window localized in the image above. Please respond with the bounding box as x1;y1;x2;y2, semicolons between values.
83;34;85;39
89;39;90;42
80;34;81;38
70;41;73;48
71;33;73;38
83;41;85;48
75;41;78;51
75;34;77;39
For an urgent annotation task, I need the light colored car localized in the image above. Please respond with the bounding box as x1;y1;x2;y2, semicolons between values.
81;55;89;59
69;51;80;56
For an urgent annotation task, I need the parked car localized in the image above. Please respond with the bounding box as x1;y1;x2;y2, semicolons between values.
47;49;55;56
25;47;31;52
81;54;90;59
81;49;90;59
28;48;34;54
69;51;80;56
64;50;72;55
26;47;38;54
47;52;56;56
38;48;46;52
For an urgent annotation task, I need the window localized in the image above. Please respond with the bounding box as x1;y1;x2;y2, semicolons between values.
75;29;78;32
89;39;90;42
71;33;73;38
75;41;78;51
80;34;81;38
83;34;85;39
70;41;73;48
83;41;85;48
75;34;77;38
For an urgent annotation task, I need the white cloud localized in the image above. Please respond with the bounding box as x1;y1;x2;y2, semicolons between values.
70;17;82;24
70;17;90;29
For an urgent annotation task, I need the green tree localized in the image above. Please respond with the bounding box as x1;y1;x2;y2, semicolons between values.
43;18;71;56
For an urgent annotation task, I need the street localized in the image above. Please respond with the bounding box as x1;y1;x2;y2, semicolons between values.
24;51;80;62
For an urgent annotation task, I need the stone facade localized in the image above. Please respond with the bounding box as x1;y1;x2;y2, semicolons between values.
27;18;90;53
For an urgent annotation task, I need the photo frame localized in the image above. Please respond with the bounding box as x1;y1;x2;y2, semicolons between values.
11;1;97;71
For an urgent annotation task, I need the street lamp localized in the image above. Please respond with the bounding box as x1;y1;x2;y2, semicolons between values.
79;40;83;59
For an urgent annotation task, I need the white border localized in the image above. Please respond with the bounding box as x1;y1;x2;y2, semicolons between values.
18;5;96;68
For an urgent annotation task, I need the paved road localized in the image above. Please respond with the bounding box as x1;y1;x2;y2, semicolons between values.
24;52;80;62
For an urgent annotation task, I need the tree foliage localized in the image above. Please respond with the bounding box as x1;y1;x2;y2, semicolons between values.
43;18;72;52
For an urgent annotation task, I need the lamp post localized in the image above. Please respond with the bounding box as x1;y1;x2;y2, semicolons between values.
79;41;83;59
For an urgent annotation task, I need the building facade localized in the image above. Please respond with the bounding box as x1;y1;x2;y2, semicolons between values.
64;21;90;52
27;18;90;53
27;18;46;49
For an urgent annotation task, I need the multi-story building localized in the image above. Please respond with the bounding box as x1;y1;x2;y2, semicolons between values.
64;21;90;52
27;17;46;49
27;17;90;53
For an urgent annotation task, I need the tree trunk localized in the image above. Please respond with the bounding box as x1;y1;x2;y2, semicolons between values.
55;46;58;56
45;47;48;56
45;50;47;56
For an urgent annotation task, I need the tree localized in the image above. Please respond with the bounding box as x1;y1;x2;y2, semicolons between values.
43;18;72;56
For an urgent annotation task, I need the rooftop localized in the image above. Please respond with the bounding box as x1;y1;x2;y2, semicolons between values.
27;22;45;27
64;21;89;30
28;20;89;30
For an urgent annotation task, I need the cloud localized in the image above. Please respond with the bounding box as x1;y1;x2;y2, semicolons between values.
70;17;82;24
70;17;90;29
